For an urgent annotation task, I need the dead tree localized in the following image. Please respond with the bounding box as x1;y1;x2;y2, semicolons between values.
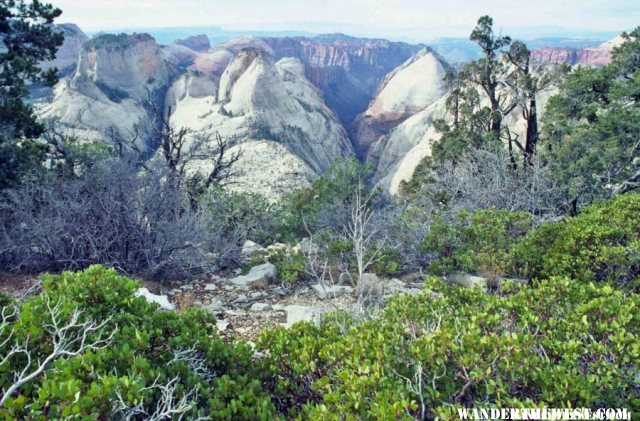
342;183;386;286
146;90;243;196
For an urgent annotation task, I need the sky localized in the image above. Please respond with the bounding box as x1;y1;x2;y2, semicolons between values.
51;0;639;41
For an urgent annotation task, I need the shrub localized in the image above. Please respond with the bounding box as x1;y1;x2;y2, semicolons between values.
369;246;403;277
279;158;374;239
0;266;278;419
259;277;640;419
513;193;640;289
270;249;307;285
244;247;307;285
420;208;534;277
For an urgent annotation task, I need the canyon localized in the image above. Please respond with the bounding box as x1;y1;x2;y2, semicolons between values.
34;25;618;197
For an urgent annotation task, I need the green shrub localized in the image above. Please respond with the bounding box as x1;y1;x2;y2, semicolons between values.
274;250;307;285
421;208;534;277
369;246;403;277
513;193;640;288
259;277;640;419
0;266;278;419
244;247;307;285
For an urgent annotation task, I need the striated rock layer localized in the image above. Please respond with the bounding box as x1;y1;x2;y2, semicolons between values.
531;35;623;67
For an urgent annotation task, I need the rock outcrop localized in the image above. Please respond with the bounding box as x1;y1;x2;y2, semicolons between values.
41;24;89;76
531;35;623;67
168;48;354;197
262;34;424;127
39;33;176;146
175;34;211;52
352;48;450;158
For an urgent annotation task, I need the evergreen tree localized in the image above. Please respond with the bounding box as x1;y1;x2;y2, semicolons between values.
0;0;63;187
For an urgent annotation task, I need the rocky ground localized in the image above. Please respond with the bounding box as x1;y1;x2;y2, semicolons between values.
139;265;424;341
1;261;424;343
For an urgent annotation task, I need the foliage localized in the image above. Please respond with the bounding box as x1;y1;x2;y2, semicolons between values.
513;193;640;289
0;159;245;279
279;158;374;239
245;247;307;285
260;276;640;419
0;265;278;419
420;208;533;277
542;27;640;203
0;0;64;188
369;247;403;277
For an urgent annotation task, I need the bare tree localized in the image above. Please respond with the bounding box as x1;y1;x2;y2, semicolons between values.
343;183;386;285
0;294;116;407
0;157;243;279
147;90;243;196
112;346;213;420
113;376;208;421
420;148;567;220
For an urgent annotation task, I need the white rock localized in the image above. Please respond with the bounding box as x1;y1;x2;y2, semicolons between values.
135;288;174;311
242;240;265;257
311;283;353;300
229;263;277;288
448;273;488;290
250;302;272;312
284;305;322;327
216;320;229;332
205;299;223;312
204;284;217;291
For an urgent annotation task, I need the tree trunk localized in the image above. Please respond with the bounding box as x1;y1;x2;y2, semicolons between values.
524;97;538;164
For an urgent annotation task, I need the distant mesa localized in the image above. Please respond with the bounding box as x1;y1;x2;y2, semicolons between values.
174;34;211;52
531;35;622;67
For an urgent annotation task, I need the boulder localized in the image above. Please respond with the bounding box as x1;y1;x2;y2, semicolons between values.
229;263;277;288
250;302;272;312
311;283;353;300
338;272;353;285
135;288;174;311
448;273;488;290
204;283;217;291
241;240;265;261
204;298;223;312
284;305;323;327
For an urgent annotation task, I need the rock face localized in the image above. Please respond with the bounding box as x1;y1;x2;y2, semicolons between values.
41;24;89;76
262;34;423;127
202;34;423;127
369;97;448;194
531;35;623;67
168;48;354;197
39;33;175;145
352;48;450;158
36;29;461;198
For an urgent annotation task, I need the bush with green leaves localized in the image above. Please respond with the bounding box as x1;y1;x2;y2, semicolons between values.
513;192;640;289
420;208;534;277
259;276;640;419
245;247;307;285
0;266;278;419
279;158;375;239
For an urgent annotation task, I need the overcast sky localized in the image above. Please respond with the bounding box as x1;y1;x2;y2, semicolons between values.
52;0;638;40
